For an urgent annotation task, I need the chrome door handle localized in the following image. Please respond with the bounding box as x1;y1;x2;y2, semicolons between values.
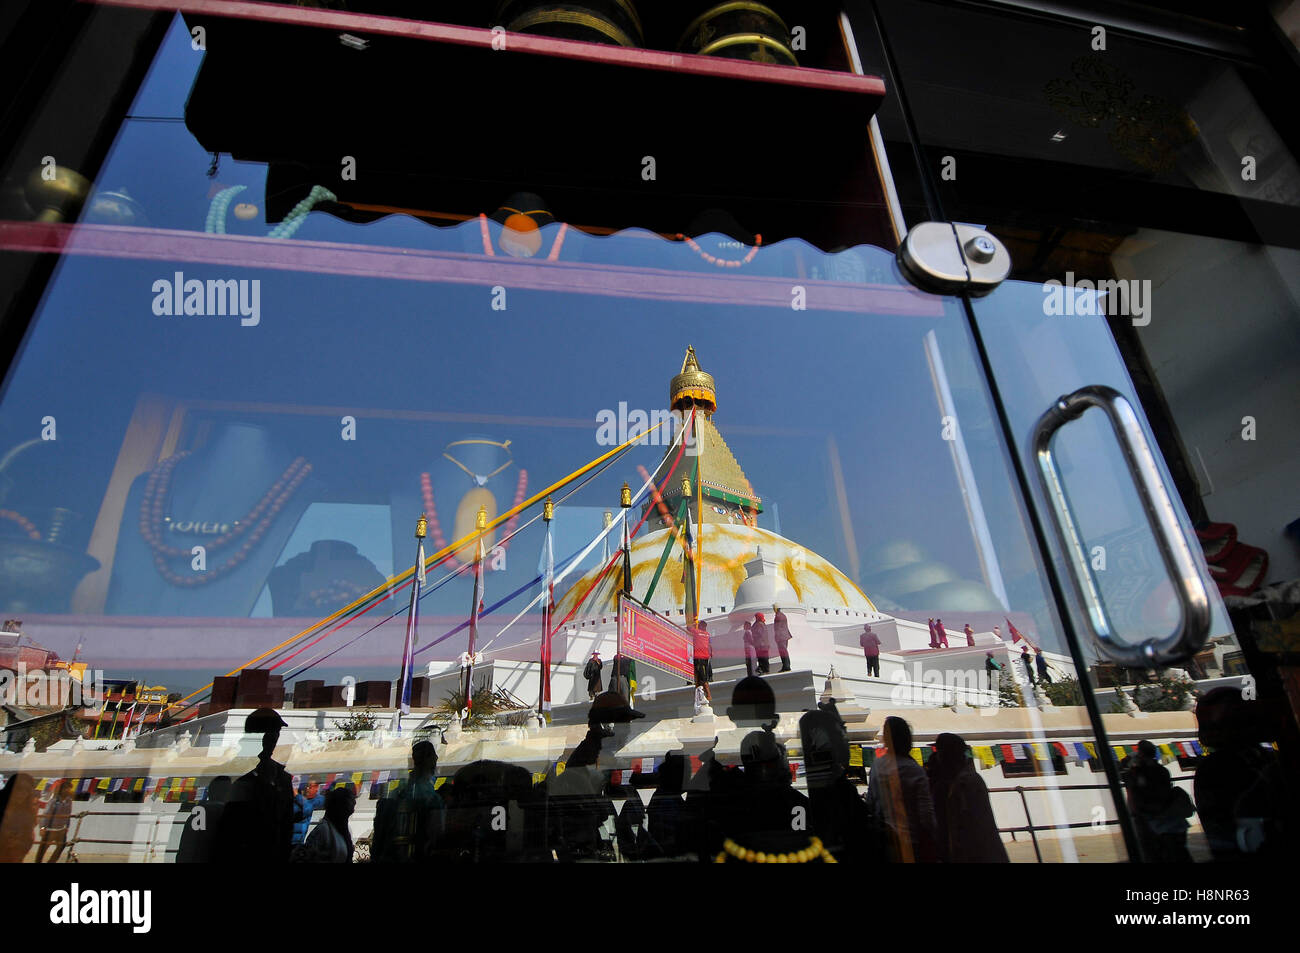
1031;385;1212;667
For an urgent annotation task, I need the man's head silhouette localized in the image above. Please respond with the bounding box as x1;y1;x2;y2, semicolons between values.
726;676;777;730
245;707;286;758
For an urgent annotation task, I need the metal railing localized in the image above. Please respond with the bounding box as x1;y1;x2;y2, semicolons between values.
30;809;187;863
986;776;1195;862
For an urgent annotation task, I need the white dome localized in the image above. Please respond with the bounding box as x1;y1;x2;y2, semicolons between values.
554;523;876;623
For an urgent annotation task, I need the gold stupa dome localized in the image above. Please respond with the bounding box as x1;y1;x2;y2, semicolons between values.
670;345;717;414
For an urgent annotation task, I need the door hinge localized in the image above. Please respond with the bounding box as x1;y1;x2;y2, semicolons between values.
897;222;1010;295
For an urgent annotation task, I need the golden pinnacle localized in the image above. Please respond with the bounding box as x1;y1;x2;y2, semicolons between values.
681;476;692;497
620;482;632;508
476;505;487;531
415;514;428;539
543;497;554;522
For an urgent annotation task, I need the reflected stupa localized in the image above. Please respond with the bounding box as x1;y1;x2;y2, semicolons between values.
555;346;881;629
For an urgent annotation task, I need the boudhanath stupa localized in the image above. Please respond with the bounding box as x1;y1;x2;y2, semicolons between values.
479;346;1077;719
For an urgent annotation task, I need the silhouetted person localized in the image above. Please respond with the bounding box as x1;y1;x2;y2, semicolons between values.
0;773;37;863
751;613;771;674
742;622;756;677
583;651;603;701
860;624;881;678
547;692;644;861
1193;687;1291;861
684;678;779;861
1121;740;1193;863
647;752;690;859
373;740;445;863
296;785;355;863
609;652;637;702
800;706;878;863
215;707;294;863
36;779;75;863
985;651;1002;692
737;728;809;828
440;760;538;863
773;608;793;672
926;733;1007;862
291;779;325;847
865;716;937;863
691;620;712;702
964;623;975;647
1034;648;1052;684
1020;647;1036;686
176;775;232;863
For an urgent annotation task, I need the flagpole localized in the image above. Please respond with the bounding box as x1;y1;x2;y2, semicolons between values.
602;510;612;564
462;505;487;719
682;476;697;627
620;482;633;598
538;497;555;718
398;515;427;729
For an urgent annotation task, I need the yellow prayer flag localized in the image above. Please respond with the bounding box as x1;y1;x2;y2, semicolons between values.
1084;742;1097;758
1031;743;1049;761
849;746;863;768
532;772;547;785
434;777;447;790
1159;743;1176;761
910;749;923;766
556;761;567;776
976;746;996;768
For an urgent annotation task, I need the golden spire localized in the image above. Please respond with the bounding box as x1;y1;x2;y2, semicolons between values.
620;482;632;508
415;513;428;539
475;504;488;532
543;497;554;522
681;476;692;497
670;345;717;415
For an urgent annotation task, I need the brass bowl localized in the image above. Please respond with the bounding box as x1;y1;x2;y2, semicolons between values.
0;538;100;614
496;1;645;47
678;2;797;65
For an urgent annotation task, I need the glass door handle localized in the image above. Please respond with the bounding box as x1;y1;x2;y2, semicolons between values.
1031;385;1212;667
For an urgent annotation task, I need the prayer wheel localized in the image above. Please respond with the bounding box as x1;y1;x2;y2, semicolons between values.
496;1;645;47
677;2;798;66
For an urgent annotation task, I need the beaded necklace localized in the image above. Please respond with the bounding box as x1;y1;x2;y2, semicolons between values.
0;509;41;540
139;451;312;587
677;232;762;268
714;835;837;864
205;184;337;239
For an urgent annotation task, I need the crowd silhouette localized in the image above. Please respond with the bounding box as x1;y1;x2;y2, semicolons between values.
1;678;1294;864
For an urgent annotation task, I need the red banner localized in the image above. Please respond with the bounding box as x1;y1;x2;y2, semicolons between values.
618;596;693;681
